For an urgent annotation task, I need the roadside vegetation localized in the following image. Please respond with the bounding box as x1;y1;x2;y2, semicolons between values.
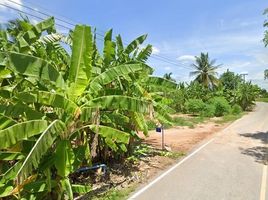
0;15;265;199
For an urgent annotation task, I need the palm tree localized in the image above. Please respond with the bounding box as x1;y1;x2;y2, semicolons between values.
190;52;220;88
163;72;176;82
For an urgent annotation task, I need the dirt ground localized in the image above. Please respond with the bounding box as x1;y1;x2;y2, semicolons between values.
140;121;228;152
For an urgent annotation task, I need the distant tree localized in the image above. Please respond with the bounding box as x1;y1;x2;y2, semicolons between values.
220;69;243;90
163;72;176;82
260;88;268;98
190;52;220;88
264;69;268;80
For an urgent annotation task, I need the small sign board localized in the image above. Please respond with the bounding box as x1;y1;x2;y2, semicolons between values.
156;127;162;132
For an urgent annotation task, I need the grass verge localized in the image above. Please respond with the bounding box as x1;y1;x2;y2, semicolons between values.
91;185;137;200
215;113;243;124
146;115;208;130
256;98;268;103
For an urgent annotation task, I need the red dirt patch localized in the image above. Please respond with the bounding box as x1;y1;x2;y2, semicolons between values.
140;122;228;152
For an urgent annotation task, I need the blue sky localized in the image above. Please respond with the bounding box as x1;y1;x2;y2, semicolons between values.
1;0;268;88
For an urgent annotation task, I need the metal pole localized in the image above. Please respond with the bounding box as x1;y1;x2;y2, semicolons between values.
162;125;164;150
240;73;248;82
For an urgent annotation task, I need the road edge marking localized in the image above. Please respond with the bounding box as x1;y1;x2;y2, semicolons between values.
260;164;267;200
128;138;216;199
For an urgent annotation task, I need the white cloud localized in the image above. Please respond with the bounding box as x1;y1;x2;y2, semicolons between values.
219;18;260;32
164;66;171;71
0;0;23;11
227;61;251;71
152;46;160;55
177;55;196;62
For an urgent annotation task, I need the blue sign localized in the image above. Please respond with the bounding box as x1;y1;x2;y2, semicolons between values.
156;127;162;132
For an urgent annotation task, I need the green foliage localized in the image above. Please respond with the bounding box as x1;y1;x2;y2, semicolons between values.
186;82;212;102
185;99;205;114
257;97;268;102
209;97;231;117
236;82;260;111
4;52;66;89
172;117;193;127
231;104;242;115
127;144;151;163
127;144;184;163
137;44;152;62
215;114;243;124
146;119;156;130
68;25;93;100
201;104;216;117
90;63;150;93
168;89;187;112
158;151;185;159
0;120;48;149
0;14;252;199
220;70;243;90
259;89;268;98
17;120;66;183
91;185;136;200
55;140;75;177
88;95;149;113
147;76;177;89
0;16;174;199
90;125;130;152
163;72;176;82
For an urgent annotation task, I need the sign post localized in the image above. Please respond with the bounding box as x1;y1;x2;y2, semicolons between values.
156;124;164;150
161;125;164;150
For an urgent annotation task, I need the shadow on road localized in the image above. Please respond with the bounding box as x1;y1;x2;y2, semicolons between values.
239;132;268;165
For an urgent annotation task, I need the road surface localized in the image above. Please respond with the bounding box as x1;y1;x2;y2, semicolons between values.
129;102;268;200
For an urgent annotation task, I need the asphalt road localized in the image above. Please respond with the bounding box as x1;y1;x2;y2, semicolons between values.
129;102;268;200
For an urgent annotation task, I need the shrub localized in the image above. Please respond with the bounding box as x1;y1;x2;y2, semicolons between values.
146;120;156;130
209;97;231;117
201;104;216;117
231;104;242;115
185;99;205;115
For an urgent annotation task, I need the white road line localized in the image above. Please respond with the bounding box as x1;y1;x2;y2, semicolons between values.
260;164;267;200
128;138;216;199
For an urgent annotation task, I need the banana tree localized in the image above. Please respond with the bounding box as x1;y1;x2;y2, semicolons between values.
0;24;153;199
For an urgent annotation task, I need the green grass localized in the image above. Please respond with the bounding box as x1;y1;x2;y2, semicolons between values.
147;112;242;131
172;117;193;127
215;113;243;124
126;144;185;163
146;115;209;130
256;97;268;103
188;116;208;125
158;151;185;159
172;116;208;128
92;185;137;200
